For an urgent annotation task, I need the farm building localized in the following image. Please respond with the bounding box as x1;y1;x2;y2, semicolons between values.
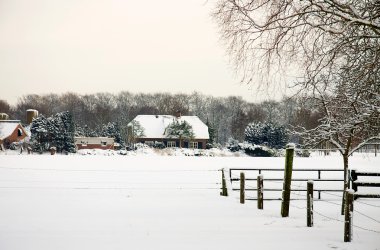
74;137;115;150
128;112;209;149
0;120;28;150
353;137;380;156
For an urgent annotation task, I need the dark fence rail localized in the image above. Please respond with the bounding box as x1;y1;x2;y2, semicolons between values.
351;170;380;199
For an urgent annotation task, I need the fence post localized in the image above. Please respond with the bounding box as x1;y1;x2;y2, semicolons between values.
307;180;314;227
281;144;295;217
344;190;354;242
257;174;264;209
240;172;245;204
220;169;228;196
351;170;358;192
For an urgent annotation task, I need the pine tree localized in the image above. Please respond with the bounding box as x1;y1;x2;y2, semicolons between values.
61;111;76;153
75;124;98;137
100;122;123;146
165;120;194;148
30;112;76;153
206;118;216;146
30;115;50;153
244;122;288;149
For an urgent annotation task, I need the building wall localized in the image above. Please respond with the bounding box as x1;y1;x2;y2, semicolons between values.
76;143;114;150
136;138;208;149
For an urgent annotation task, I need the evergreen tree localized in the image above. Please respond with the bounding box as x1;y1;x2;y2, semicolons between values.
206;118;216;146
165;120;194;148
30;112;76;153
30;115;50;153
100;122;123;146
75;124;98;137
244;122;288;149
61;111;76;153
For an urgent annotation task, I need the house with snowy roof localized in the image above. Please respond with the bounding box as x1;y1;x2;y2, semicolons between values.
0;120;28;150
127;112;209;149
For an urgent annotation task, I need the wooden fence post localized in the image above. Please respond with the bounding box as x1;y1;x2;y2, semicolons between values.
281;144;295;217
240;172;245;204
257;174;263;209
307;180;314;227
344;190;354;242
220;169;228;196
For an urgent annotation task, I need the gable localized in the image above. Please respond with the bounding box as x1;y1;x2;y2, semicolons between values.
0;122;24;140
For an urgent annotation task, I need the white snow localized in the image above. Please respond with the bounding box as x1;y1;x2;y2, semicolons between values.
0;154;379;250
129;115;209;139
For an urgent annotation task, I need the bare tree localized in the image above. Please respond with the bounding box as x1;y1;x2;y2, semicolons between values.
296;54;380;212
0;100;11;114
214;0;380;208
213;0;380;88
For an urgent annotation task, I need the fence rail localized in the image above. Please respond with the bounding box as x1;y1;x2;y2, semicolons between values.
229;168;344;200
351;170;380;199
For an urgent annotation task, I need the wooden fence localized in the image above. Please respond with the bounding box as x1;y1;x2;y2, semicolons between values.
229;168;345;200
351;170;380;199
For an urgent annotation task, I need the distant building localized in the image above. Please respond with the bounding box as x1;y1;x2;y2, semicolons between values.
74;137;115;150
0;120;28;149
128;112;209;149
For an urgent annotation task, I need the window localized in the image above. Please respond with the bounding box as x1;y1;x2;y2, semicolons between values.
17;128;23;137
189;141;198;149
145;141;154;147
101;141;107;146
167;141;176;148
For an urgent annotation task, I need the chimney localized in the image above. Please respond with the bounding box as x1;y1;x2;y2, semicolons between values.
175;110;181;118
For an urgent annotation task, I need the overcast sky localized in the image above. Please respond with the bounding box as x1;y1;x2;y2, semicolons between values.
0;0;287;105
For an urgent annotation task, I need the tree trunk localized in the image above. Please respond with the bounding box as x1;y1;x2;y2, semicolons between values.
341;153;349;215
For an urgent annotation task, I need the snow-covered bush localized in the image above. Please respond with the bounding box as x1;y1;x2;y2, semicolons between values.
239;142;275;157
226;138;240;152
226;138;276;157
295;148;310;157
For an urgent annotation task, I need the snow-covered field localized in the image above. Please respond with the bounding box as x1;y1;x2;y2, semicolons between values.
0;154;379;250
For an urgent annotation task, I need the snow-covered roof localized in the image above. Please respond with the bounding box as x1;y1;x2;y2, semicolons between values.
0;121;22;140
129;115;209;140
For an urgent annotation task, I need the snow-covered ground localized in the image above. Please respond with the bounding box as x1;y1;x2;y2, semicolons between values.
0;154;379;250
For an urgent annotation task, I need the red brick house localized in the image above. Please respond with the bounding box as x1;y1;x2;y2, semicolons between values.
127;114;209;149
0;120;28;149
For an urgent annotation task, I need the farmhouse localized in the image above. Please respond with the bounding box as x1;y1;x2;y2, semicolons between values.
74;137;115;150
128;112;209;149
0;120;28;150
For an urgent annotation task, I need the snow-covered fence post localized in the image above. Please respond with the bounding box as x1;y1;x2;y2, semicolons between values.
220;169;228;196
257;174;263;209
281;144;294;217
307;180;314;227
344;190;354;242
240;172;245;204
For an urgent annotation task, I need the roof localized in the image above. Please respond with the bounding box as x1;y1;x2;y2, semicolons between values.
0;121;22;140
128;115;209;139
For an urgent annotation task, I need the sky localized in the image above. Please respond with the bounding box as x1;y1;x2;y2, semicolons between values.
0;0;288;105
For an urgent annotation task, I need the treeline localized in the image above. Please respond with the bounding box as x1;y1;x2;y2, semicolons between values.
0;92;322;144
